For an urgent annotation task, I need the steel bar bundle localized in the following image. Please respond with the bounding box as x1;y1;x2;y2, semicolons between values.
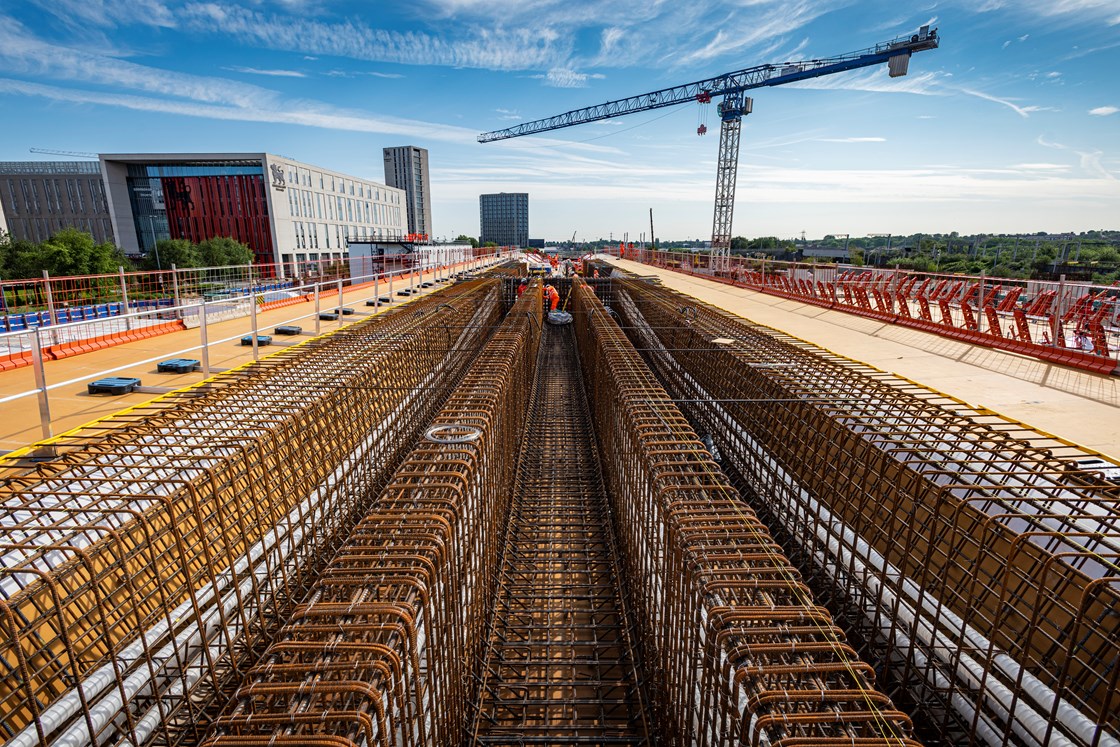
571;281;919;747
612;278;1119;746
0;280;504;747
200;284;544;746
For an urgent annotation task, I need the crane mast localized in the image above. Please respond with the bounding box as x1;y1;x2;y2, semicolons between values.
479;26;939;264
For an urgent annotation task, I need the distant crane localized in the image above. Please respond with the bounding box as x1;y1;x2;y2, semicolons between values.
30;147;98;159
480;27;940;268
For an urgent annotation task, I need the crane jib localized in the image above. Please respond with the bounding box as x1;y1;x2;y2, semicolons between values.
477;28;939;143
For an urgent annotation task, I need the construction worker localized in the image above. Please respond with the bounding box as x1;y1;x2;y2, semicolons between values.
545;284;561;312
517;278;528;298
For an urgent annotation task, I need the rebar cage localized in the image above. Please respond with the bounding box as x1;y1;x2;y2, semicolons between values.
612;277;1119;746
0;280;505;746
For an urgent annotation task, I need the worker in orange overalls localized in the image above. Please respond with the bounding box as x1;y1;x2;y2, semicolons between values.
545;284;560;312
517;278;528;298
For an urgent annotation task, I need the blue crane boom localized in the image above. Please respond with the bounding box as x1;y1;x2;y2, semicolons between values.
478;27;940;260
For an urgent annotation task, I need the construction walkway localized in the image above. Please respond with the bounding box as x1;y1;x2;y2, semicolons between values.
607;257;1120;456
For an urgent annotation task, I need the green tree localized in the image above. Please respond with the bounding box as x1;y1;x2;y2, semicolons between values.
38;228;128;276
455;234;479;249
144;238;200;270
0;228;129;278
483;241;498;248
197;236;254;267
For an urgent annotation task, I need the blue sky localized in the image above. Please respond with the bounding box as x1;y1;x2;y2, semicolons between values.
1;1;1117;242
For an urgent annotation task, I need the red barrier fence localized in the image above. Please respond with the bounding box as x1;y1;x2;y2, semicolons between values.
616;248;1120;376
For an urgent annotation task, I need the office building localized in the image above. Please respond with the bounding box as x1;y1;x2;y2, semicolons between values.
0;161;114;244
383;146;432;239
100;153;406;273
480;192;528;248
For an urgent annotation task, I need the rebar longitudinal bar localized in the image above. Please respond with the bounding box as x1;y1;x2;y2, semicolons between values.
613;277;1119;746
572;280;919;747
200;283;545;747
0;281;504;747
467;323;653;744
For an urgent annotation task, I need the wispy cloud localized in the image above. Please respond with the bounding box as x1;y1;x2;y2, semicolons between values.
27;0;176;29
787;68;946;96
0;20;272;107
819;137;886;143
324;69;405;79
224;66;306;78
533;68;606;88
0;77;482;143
960;87;1037;118
180;3;566;71
1089;105;1118;116
674;0;840;67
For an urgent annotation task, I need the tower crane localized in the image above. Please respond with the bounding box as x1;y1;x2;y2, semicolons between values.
479;27;939;268
30;147;98;158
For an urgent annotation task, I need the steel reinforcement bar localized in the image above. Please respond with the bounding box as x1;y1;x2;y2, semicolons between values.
0;280;505;747
467;321;653;744
571;280;920;747
613;278;1119;746
199;283;544;747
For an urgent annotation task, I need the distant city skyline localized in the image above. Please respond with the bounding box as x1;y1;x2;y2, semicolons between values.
0;1;1117;242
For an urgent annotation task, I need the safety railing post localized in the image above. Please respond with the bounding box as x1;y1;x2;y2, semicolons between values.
1053;274;1065;348
337;277;344;323
171;264;182;319
199;301;211;377
31;327;53;442
119;266;132;331
374;272;379;310
42;270;57;326
250;290;260;361
314;283;321;335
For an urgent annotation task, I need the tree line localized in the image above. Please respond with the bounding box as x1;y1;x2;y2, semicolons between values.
0;229;255;279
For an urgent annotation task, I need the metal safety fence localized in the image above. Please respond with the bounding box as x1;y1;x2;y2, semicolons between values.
199;283;544;746
613;247;1120;375
613;278;1119;746
572;280;920;747
0;280;505;747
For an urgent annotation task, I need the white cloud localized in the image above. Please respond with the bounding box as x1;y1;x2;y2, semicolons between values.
972;0;1120;25
224;66;306;78
0;22;273;107
180;3;566;71
787;68;946;96
959;88;1037;118
819;137;887;143
1089;106;1118;116
538;68;606;88
27;0;176;29
0;77;483;143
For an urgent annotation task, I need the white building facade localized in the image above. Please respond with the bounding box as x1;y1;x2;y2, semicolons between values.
100;152;406;275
